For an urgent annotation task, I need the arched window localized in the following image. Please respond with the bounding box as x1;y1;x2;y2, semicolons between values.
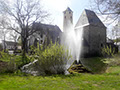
34;38;38;47
101;43;103;47
41;34;43;38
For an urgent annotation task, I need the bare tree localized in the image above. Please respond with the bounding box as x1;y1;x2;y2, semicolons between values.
9;31;20;53
89;0;120;41
90;0;120;22
10;31;19;43
112;20;120;44
0;0;49;60
0;15;10;51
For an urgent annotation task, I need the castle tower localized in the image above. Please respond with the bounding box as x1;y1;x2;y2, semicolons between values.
63;7;73;32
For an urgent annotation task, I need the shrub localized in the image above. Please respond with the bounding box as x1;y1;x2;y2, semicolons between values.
33;42;71;75
102;45;115;58
102;54;120;67
0;51;16;73
101;45;119;67
0;50;10;62
0;50;31;73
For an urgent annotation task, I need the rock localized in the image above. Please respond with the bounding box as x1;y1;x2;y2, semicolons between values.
21;60;40;76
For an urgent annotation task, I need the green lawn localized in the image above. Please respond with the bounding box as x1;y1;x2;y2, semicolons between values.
81;57;107;73
0;56;120;90
0;66;120;90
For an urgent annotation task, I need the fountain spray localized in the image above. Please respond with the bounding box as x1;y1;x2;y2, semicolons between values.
61;20;83;68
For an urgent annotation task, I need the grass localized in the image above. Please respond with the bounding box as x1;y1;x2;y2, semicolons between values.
106;66;120;75
0;53;120;89
81;57;107;73
0;68;120;90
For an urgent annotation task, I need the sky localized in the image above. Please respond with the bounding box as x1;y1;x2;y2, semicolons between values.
0;0;90;42
2;0;117;40
42;0;90;31
7;0;117;31
42;0;117;39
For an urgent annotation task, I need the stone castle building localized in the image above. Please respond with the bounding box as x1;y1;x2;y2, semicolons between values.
28;7;106;57
28;23;62;47
63;7;106;57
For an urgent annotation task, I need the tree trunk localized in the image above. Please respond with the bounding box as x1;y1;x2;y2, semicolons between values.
3;34;6;52
21;36;28;64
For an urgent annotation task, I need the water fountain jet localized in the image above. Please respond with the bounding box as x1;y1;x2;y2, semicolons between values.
61;20;83;69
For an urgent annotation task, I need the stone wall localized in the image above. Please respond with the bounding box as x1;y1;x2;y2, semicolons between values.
81;26;89;57
89;25;106;55
63;7;73;32
81;25;106;57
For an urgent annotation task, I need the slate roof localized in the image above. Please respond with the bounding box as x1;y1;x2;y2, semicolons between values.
63;7;73;13
75;9;106;28
32;23;62;42
33;23;61;34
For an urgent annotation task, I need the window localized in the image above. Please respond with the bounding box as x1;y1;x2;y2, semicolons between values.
69;12;71;14
64;16;66;19
41;34;43;38
101;44;103;47
41;40;43;44
34;38;38;47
